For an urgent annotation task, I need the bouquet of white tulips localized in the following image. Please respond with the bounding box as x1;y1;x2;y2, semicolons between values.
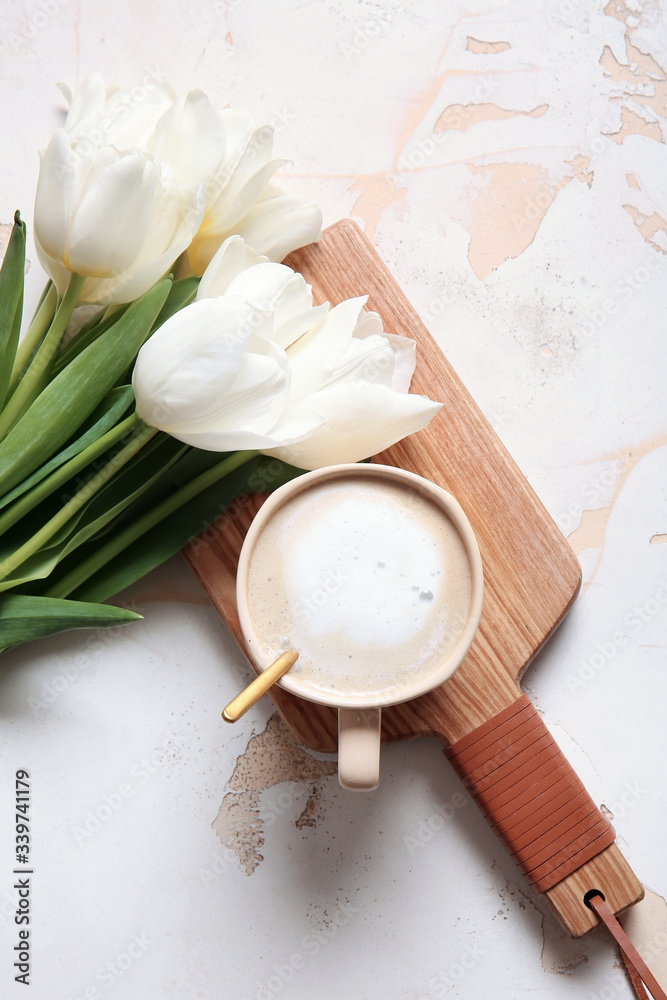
0;75;441;651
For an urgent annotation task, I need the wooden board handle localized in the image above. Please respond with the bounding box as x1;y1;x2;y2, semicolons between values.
442;694;643;936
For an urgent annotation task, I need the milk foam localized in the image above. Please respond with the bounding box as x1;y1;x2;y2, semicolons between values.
246;476;472;698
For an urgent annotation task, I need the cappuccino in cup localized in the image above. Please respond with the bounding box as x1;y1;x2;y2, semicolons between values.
246;474;473;701
236;464;483;790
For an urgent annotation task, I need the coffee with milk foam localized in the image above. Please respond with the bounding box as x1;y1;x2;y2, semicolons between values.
246;475;473;699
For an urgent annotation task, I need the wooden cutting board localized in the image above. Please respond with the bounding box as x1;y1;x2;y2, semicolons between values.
183;220;642;937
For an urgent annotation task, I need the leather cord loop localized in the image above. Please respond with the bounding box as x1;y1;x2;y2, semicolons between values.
588;893;666;1000
444;695;615;893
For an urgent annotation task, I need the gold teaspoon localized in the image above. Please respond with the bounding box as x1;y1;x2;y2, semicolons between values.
222;650;299;723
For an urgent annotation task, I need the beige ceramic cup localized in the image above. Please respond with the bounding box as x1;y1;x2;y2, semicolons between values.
236;464;483;791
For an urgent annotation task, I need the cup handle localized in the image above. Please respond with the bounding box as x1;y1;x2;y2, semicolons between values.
337;708;381;791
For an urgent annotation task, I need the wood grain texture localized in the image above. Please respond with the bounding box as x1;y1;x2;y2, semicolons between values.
545;845;643;937
183;220;642;935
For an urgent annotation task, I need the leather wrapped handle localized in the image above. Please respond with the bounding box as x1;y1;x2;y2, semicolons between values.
444;694;643;935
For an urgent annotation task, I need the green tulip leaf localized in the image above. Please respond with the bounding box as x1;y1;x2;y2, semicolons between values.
0;434;187;591
151;276;199;329
53;303;129;376
0;385;134;512
0;211;26;409
66;455;305;603
0;593;141;649
0;277;171;496
54;276;198;377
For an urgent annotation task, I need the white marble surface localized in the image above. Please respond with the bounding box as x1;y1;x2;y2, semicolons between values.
1;1;667;997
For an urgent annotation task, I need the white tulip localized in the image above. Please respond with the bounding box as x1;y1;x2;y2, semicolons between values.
58;72;177;150
216;188;324;266
264;294;440;470
33;128;204;305
198;243;328;348
133;258;441;468
133;297;321;450
137;88;322;272
195;235;269;300
54;75;322;275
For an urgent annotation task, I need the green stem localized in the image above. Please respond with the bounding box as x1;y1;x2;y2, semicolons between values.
8;283;58;395
30;280;54;321
0;412;140;537
0;421;158;585
0;273;85;440
45;449;259;599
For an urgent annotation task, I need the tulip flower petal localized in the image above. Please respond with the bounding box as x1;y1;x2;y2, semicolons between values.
134;296;265;422
207;157;288;235
351;310;384;340
382;333;417;393
216;109;256;181
131;281;341;453
83;185;203;305
33;242;71;299
348;310;417;391
320;334;397;391
130;167;181;261
164;348;287;430
187;232;233;276
224;261;328;351
287;296;367;404
265;382;442;471
61;73;107;133
150;90;227;186
34;130;77;264
196;236;269;300
146;329;296;450
160;405;323;452
104;83;176;150
208;120;276;211
232;193;323;263
60;74;177;149
225;261;305;311
68;155;158;276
